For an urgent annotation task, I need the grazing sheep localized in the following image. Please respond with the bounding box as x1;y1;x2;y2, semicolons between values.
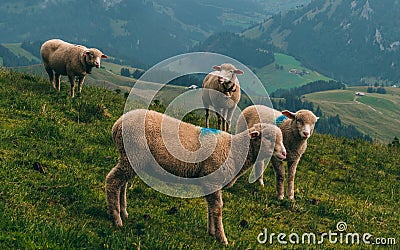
237;105;318;200
106;109;286;245
202;63;243;132
40;39;107;97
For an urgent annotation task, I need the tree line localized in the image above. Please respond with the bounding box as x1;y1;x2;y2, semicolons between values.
271;80;346;98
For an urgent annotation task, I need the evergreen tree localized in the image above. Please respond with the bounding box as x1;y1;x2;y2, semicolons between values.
376;87;386;94
390;137;400;147
120;68;131;77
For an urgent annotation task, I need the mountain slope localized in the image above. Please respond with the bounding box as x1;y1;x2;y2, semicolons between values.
243;0;400;84
0;68;399;248
303;86;400;142
0;0;311;66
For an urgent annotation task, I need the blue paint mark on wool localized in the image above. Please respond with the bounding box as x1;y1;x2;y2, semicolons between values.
275;115;288;126
200;127;221;135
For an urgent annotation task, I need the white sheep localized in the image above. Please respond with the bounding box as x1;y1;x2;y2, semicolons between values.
237;105;318;200
105;109;286;245
202;63;243;132
40;39;107;97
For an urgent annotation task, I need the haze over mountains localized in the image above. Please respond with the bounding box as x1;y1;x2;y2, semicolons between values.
0;0;310;66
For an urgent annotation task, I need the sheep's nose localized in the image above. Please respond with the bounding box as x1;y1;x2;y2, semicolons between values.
282;151;286;157
303;132;309;138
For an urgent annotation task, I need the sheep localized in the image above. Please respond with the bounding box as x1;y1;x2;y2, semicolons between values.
237;105;318;200
40;39;107;97
105;109;286;245
202;63;243;132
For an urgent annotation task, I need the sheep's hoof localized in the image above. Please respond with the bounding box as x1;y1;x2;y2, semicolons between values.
115;219;123;227
219;237;228;245
121;210;129;220
277;195;284;201
111;211;123;227
258;179;264;187
288;196;295;201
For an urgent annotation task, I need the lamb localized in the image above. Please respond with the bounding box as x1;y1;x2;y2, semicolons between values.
40;39;107;97
105;109;286;245
202;63;243;132
237;105;318;200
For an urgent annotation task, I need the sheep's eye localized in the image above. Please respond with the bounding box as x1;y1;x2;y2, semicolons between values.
296;118;303;124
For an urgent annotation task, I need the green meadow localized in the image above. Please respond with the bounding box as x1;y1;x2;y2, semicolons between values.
256;53;332;93
0;68;399;249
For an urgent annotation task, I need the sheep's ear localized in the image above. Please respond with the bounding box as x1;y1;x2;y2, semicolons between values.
282;110;296;119
234;69;243;75
249;130;260;139
213;65;221;71
101;54;108;59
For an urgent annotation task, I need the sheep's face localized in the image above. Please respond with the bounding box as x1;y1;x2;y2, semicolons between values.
282;110;319;139
212;64;243;97
85;49;107;69
249;123;286;161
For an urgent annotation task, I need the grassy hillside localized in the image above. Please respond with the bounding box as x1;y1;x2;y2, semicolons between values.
0;68;399;249
9;62;187;105
1;43;41;63
304;86;400;142
257;53;332;93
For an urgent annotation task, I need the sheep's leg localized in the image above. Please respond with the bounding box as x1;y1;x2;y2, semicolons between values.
68;75;76;97
287;160;299;200
225;109;234;133
272;158;285;200
120;182;129;219
45;68;55;88
217;113;223;131
77;76;85;94
205;190;228;245
55;73;61;91
106;160;135;226
254;160;265;187
205;108;210;128
105;165;123;226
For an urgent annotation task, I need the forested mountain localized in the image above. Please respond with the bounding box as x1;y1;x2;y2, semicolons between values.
0;0;310;66
192;32;274;68
243;0;400;84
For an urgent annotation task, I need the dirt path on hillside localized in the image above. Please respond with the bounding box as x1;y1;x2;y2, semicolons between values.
353;96;383;114
318;96;383;115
